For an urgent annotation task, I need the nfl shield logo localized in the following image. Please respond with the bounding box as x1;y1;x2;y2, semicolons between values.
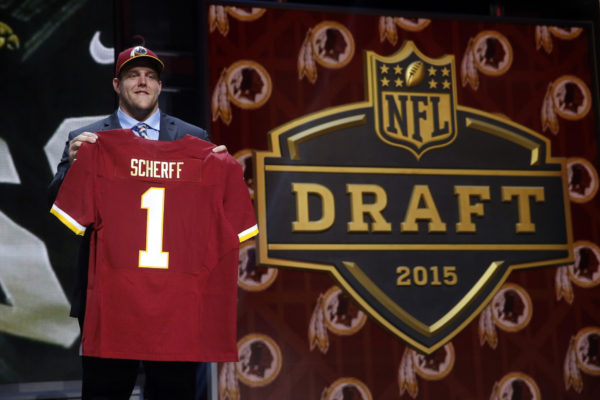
368;41;458;159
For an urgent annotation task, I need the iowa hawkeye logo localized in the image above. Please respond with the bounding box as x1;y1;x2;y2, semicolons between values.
254;41;573;353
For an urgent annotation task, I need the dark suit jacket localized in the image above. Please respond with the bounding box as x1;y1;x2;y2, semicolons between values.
47;111;209;320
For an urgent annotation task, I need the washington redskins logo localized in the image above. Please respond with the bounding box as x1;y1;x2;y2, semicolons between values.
0;22;20;51
234;149;256;198
574;327;600;376
564;326;600;393
212;60;272;125
226;6;266;21
238;239;278;292
556;241;600;304
552;75;591;120
323;286;367;335
461;30;513;90
378;16;431;46
321;377;373;400
412;343;455;380
536;25;583;54
472;30;513;76
549;26;583;40
236;333;282;387
208;5;266;36
490;372;541;400
541;75;592;135
298;21;355;84
569;241;600;288
479;283;532;348
398;344;455;398
308;286;367;354
395;17;431;32
227;60;272;109
491;283;533;332
567;157;599;203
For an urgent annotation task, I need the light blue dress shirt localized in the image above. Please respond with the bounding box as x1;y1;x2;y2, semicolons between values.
117;107;161;140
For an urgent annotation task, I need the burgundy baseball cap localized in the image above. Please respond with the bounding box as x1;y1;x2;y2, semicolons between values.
115;45;164;77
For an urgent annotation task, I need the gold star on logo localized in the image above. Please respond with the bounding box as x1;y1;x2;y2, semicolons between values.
441;67;450;77
442;80;451;89
380;65;389;74
395;78;403;87
428;79;438;89
428;66;437;76
381;77;390;87
394;65;403;75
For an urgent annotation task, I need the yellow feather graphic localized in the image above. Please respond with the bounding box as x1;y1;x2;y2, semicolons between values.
298;29;317;84
541;82;559;135
478;305;498;349
460;38;479;90
211;68;232;125
308;294;329;353
398;348;418;399
219;362;240;400
555;266;574;304
535;25;553;54
564;336;584;393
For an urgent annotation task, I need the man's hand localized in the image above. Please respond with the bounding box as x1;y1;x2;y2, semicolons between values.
69;132;98;163
212;144;227;153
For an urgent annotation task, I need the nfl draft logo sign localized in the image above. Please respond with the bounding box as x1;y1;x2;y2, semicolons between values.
254;41;573;353
373;43;457;159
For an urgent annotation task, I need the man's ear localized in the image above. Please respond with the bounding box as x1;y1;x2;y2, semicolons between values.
112;77;120;95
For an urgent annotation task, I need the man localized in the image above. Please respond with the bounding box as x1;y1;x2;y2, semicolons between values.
48;45;224;399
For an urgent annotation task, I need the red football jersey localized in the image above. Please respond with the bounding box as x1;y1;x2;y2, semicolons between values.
51;130;258;361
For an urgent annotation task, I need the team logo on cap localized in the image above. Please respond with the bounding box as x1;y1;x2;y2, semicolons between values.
131;46;148;57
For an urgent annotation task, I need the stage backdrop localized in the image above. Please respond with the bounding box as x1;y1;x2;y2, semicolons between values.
207;2;600;399
0;0;114;384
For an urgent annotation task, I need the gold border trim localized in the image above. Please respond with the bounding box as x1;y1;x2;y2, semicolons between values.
287;114;366;160
342;261;502;337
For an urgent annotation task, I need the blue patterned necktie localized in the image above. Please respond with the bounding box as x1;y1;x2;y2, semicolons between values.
133;123;148;138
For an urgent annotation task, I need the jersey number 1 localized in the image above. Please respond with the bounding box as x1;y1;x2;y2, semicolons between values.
139;187;169;268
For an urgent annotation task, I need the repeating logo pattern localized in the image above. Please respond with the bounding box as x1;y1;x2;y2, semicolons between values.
298;21;355;84
208;5;599;399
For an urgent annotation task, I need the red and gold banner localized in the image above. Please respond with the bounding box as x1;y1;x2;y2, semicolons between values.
208;3;599;399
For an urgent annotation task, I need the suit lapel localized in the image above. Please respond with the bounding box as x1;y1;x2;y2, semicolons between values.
105;112;122;130
159;113;177;141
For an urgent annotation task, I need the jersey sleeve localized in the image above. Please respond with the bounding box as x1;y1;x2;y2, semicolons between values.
223;157;258;242
49;143;97;235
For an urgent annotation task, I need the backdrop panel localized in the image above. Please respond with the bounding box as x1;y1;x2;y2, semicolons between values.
207;2;600;399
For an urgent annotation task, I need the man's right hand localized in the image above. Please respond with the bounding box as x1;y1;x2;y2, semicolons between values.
69;132;98;163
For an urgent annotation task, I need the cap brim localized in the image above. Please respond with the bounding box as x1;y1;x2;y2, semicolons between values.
118;55;164;75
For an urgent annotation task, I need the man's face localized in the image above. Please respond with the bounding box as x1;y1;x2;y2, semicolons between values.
113;65;162;120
